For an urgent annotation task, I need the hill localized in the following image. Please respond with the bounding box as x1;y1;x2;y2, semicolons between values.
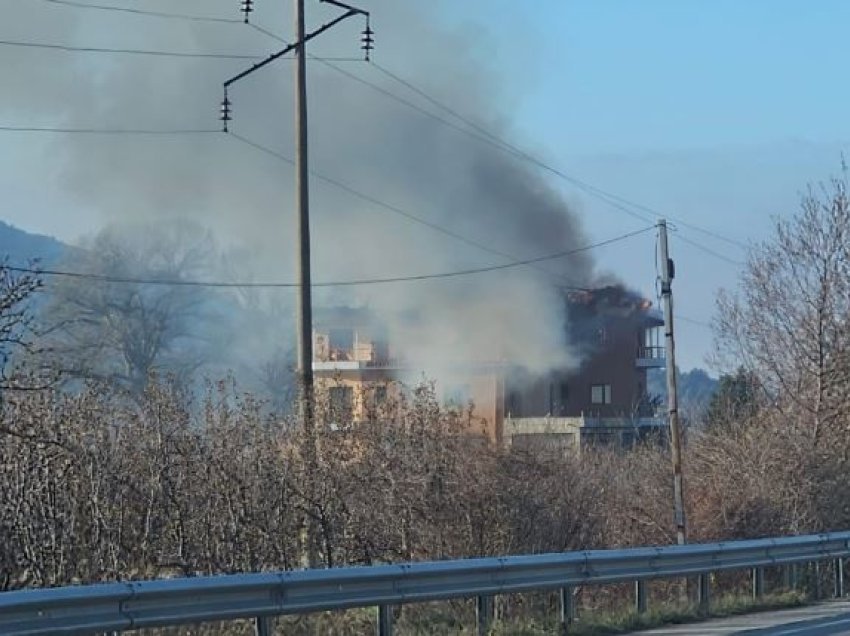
0;220;66;266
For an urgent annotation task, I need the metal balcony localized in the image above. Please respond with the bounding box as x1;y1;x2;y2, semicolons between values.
636;345;665;368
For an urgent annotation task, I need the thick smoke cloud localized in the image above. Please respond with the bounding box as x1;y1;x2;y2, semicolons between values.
4;0;600;375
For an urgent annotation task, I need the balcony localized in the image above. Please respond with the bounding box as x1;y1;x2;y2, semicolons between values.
636;345;665;368
313;346;406;371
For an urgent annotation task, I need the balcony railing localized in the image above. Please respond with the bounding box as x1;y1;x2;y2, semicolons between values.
636;345;665;368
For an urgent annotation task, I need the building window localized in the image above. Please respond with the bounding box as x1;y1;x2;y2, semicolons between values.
591;384;612;405
329;386;354;418
374;385;388;405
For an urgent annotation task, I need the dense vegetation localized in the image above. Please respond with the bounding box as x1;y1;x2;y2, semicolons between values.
2;178;850;633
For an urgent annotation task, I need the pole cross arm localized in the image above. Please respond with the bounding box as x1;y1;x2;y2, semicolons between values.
321;0;369;18
223;9;358;89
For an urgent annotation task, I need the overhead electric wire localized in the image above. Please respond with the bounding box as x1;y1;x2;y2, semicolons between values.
0;122;630;292
246;24;656;226
0;125;219;134
675;233;743;266
38;0;241;24
676;315;712;328
0;37;262;59
7;227;653;289
227;130;596;290
28;5;747;248
0;119;645;292
27;2;748;249
369;63;754;250
368;62;752;251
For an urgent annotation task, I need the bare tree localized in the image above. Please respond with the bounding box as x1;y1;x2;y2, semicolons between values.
45;222;222;394
714;178;850;449
0;261;46;391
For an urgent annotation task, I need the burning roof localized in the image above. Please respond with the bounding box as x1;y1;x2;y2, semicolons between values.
567;285;662;325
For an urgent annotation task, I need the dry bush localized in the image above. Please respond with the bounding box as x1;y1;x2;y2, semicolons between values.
0;377;607;592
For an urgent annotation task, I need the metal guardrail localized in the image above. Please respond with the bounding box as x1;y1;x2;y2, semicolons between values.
1;532;849;635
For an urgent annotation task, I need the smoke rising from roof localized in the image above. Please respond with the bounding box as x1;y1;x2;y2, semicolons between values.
4;0;604;376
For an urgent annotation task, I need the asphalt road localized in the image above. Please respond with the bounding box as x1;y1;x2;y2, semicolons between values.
628;601;850;635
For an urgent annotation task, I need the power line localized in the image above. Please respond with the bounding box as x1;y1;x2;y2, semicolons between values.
675;233;743;266
0;37;262;59
38;0;241;24
368;62;752;250
0;123;627;292
227;131;597;290
0;125;218;134
26;2;748;250
27;6;747;248
676;314;712;329
7;228;653;289
247;24;656;226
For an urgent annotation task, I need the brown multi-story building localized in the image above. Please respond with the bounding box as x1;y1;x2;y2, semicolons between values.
503;286;666;453
312;286;666;450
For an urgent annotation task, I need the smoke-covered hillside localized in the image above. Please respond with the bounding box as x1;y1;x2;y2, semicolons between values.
0;221;66;265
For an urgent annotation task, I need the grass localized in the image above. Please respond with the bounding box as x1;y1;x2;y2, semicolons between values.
484;590;808;635
135;590;810;634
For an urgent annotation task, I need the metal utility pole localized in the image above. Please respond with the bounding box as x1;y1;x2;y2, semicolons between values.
658;219;687;546
294;0;314;426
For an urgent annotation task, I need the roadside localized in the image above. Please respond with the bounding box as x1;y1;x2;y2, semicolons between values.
625;600;850;635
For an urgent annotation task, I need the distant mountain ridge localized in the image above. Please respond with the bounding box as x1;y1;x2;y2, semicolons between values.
0;220;66;266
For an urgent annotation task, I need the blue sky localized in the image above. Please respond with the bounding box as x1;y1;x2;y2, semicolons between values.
451;1;850;152
433;1;850;368
3;1;850;370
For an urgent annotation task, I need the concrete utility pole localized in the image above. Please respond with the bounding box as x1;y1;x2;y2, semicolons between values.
221;3;372;423
658;219;687;546
294;0;314;427
221;0;372;576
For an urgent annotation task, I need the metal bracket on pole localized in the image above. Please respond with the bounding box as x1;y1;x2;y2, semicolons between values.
220;1;372;126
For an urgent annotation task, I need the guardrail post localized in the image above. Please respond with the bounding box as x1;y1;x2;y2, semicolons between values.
254;616;273;636
476;595;492;636
752;567;765;600
635;580;648;614
815;561;823;599
377;604;393;636
559;586;575;634
835;559;845;598
698;573;710;614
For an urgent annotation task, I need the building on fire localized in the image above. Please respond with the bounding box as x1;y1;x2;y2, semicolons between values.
311;286;666;453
